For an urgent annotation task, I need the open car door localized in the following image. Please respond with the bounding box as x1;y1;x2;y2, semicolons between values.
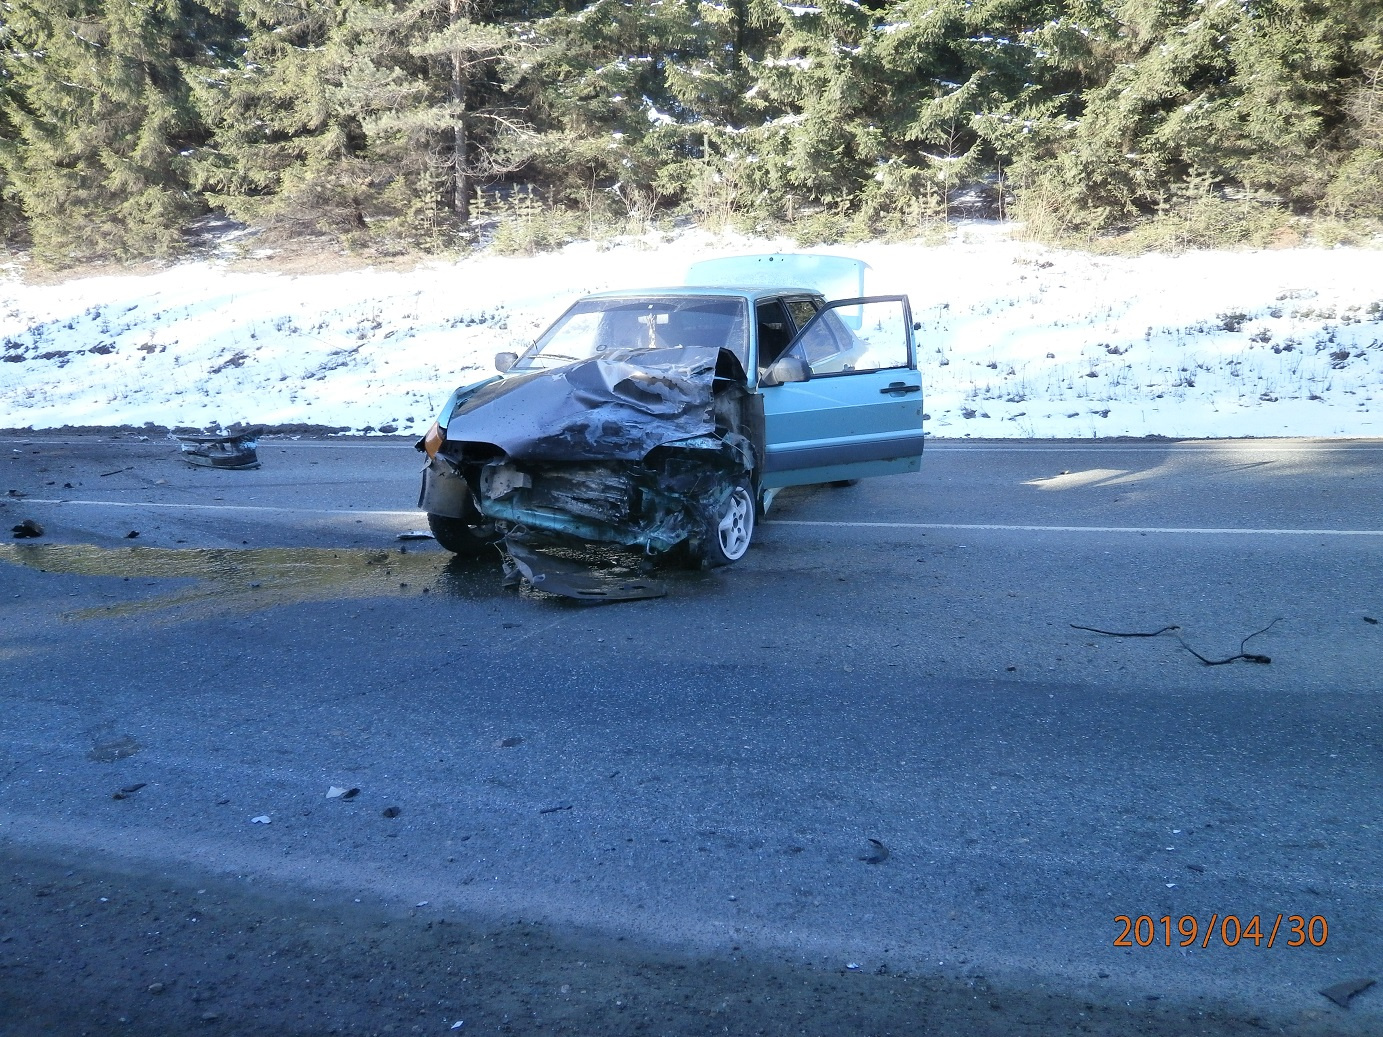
758;296;924;488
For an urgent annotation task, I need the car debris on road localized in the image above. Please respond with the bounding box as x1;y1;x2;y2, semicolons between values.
11;518;43;538
1319;976;1375;1009
172;429;262;470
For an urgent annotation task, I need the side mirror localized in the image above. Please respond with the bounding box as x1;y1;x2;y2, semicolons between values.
494;351;518;373
763;356;810;386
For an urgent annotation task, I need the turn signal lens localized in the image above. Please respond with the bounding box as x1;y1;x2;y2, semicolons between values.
422;421;444;460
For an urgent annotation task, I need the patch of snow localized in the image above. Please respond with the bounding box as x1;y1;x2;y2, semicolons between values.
644;96;676;126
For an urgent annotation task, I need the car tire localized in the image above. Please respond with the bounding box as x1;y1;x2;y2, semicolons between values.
696;478;755;567
427;511;498;556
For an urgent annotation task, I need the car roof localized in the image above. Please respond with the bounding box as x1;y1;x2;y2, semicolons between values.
581;285;823;304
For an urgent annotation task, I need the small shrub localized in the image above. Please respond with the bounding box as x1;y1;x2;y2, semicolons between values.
485;186;581;256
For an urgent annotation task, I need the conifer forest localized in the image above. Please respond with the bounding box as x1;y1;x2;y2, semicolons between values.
1;0;1381;264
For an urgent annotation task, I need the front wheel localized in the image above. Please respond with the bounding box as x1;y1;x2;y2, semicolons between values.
427;511;499;556
697;478;755;567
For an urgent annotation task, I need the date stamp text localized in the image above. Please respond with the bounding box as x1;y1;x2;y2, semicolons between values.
1114;914;1328;949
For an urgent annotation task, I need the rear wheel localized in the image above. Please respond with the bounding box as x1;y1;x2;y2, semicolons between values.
697;478;755;567
427;509;499;556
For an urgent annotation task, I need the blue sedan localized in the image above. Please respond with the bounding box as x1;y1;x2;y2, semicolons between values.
417;255;923;567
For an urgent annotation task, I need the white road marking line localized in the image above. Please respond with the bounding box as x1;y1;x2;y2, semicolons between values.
1;438;414;449
19;498;419;517
18;498;1383;537
768;519;1383;536
7;437;1383;453
922;443;1383;453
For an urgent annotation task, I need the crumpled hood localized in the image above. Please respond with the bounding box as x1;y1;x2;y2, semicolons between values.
445;346;734;462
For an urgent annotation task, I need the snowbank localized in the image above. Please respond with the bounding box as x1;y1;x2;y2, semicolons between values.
2;226;1380;438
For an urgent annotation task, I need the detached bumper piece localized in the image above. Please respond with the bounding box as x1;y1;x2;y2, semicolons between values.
500;539;666;603
173;430;261;470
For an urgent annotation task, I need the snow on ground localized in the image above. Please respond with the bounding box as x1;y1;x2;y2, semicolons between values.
2;224;1381;438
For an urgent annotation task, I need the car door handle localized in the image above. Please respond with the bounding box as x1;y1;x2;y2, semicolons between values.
880;382;921;395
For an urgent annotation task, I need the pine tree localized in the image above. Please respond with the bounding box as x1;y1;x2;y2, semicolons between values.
0;20;23;241
521;0;751;222
190;0;369;233
195;0;537;242
1;0;234;262
861;0;1083;222
1002;0;1383;232
708;0;1077;231
337;0;534;230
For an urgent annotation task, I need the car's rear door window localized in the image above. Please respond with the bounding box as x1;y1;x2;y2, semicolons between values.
784;298;820;333
756;299;794;370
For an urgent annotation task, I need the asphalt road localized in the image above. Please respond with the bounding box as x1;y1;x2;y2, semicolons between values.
1;433;1380;1036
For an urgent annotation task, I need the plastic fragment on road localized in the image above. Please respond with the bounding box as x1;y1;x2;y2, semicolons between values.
250;815;271;824
859;838;889;864
327;785;360;800
1320;977;1375;1008
88;735;140;762
172;429;261;470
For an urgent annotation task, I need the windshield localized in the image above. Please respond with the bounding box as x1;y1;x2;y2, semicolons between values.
515;295;750;370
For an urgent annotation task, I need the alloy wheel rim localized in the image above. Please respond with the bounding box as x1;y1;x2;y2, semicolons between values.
717;487;754;560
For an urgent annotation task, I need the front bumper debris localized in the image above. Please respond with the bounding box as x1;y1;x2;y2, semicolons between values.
500;539;666;602
172;430;261;470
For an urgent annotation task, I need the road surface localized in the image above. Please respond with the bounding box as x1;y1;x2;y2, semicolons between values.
1;433;1380;1036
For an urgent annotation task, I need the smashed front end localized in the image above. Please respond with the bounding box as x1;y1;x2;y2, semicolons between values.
420;344;763;557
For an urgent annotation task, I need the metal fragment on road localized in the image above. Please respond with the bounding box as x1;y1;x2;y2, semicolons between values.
396;530;434;541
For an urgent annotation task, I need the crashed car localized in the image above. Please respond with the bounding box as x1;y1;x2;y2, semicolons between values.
416;254;924;567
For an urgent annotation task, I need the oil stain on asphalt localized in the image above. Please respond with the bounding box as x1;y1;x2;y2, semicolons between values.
0;543;494;619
